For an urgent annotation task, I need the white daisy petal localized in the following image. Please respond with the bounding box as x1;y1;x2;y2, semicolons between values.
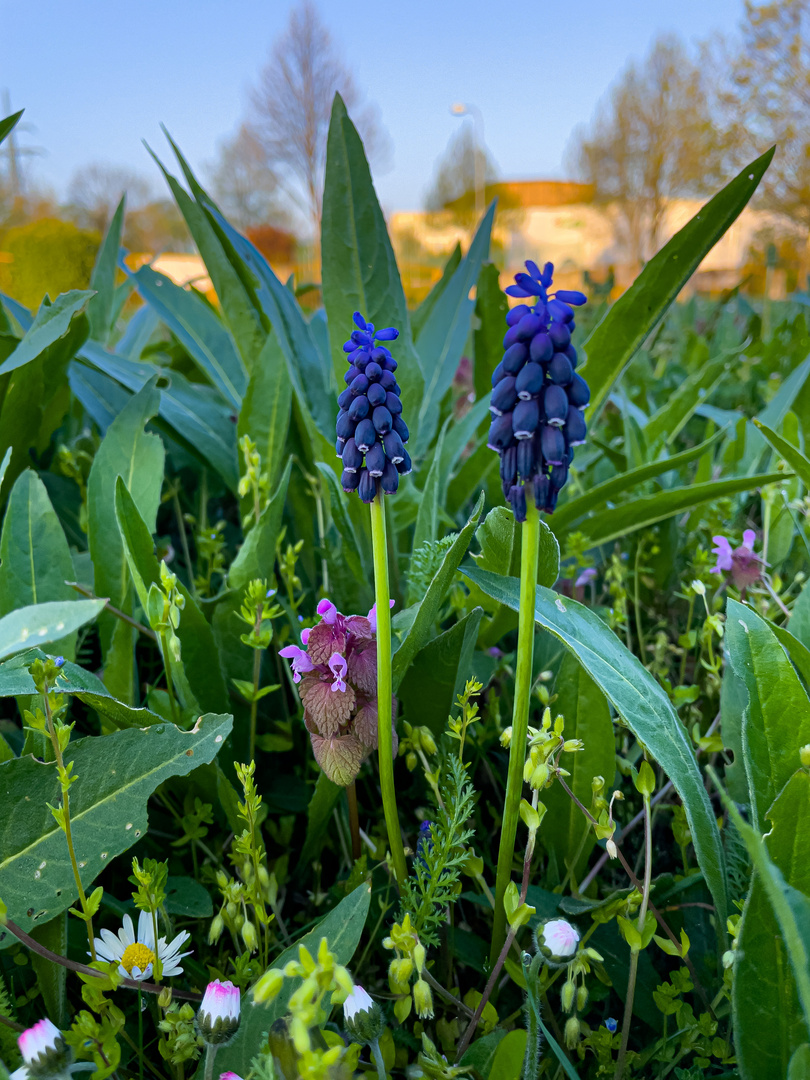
138;910;155;950
121;915;135;945
100;929;124;956
94;943;116;963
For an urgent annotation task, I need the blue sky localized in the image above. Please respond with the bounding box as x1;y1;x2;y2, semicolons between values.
3;0;743;214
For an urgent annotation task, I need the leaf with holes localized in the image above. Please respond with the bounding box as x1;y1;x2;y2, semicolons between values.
0;713;232;941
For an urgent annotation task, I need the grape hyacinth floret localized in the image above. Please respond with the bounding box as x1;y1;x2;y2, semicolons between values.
279;599;397;786
488;260;590;521
337;312;411;501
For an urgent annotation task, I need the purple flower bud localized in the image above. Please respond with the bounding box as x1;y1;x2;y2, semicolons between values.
355;419;376;452
541;425;566;465
343;340;356;353
382;354;398;372
525;259;542;280
342;469;361;492
500;443;517;485
548;321;571;350
530;332;554;364
550;461;568;488
503;324;521;349
344;365;358;384
365;442;386;476
516;313;545;341
375;327;399;341
54;656;65;668
547;298;574;323
342;438;363;472
513;398;540;439
348;395;370;421
381;460;399;494
488;412;514;451
335;437;345;457
372;405;393;435
336;411;354;440
352;311;367;330
547;353;573;386
506;304;531;327
515;363;544;400
565;407;587;446
502;342;528;376
358;469;377;503
383;430;406;463
544;385;569;427
533;474;550;510
337;388;353;409
355;352;370;373
367;382;386;407
350;373;369;397
515;272;544;295
505;283;532;298
396;449;413;475
491;375;518;415
365;361;383;381
564;344;578;368
393;416;409;443
567;373;590;409
379;370;397;390
385;391;403;417
555;290;587;305
517;437;537;479
509;484;528;522
491;360;507;386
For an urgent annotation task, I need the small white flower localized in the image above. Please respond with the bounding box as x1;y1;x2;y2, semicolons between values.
18;1019;62;1066
541;919;580;958
10;1068;29;1080
93;910;191;981
343;984;374;1022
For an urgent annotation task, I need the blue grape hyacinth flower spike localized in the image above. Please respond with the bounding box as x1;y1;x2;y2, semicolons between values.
337;311;411;502
488;260;589;522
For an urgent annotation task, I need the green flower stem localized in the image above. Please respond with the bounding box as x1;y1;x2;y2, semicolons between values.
491;500;540;964
369;1037;387;1080
370;492;407;886
203;1043;218;1080
249;602;263;763
158;630;180;726
347;780;361;861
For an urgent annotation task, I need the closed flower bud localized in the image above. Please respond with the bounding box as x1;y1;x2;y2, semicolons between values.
413;943;427;974
367;381;386;406
567;372;590;409
343;985;385;1044
381;460;399;494
208;913;225;944
390;957;414;984
576;984;589;1011
18;1019;71;1079
348;394;370;421
561;980;576;1013
547;352;573;386
515;362;544;400
385;390;403;416
342;469;361;492
506;303;531;326
565;407;587;446
197;980;241;1046
393;415;409;442
358;469;378;503
413;978;434;1019
372;405;393;434
537;918;580;963
396;449;413;475
564;1016;581;1049
503;342;529;375
491;375;518;415
354;418;376;452
254;968;284;1003
543;384;569;427
365;442;386;477
541;426;566;466
530;331;554;363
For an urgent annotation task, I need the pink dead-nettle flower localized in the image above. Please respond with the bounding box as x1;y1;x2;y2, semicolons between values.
280;598;398;786
711;529;762;589
367;600;394;633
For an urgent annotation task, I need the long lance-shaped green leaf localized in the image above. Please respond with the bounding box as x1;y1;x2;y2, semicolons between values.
551;429;724;534
581;147;774;416
575;471;786;547
0;600;106;662
0;713;232;939
0;291;94;377
754;419;810;488
0;111;24;146
463;566;728;933
88;195;126;344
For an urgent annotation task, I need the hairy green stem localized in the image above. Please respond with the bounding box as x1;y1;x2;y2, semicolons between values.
203;1043;217;1080
369;1038;387;1080
249;601;263;763
491;501;539;963
370;493;407;886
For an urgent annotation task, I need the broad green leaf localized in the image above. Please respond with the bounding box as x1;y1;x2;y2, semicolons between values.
212;883;371;1075
720;663;748;803
459;1029;507;1078
412;204;494;458
790;1045;810;1080
581;147;774;416
393;492;485;692
542;652;616;883
238;330;292;500
473;260;509;403
228;459;292;590
0;713;232;940
0;446;10;503
149;139;266;370
321;94;423;439
315;462;370;597
398;608;484;736
755;419;810;488
131;264;247;407
438;397;491;500
576;471;785;547
67;360;130;433
0;471;77;659
551;430;724;533
0;650;163;730
726;599;810;832
0;111;23;146
462;566;728;930
0;600;105;662
88;196;126;344
488;1029;527;1080
114;478;229;714
412;243;462;339
742;358;810;474
728;772;810;1078
412;424;446;557
644;348;735;448
0;291;93;377
87;379;165;703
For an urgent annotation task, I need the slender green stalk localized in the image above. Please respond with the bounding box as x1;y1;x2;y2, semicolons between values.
249;601;263;763
347;781;361;861
369;492;407;886
614;788;652;1080
491;501;539;963
203;1044;217;1080
369;1038;387;1080
158;631;180;726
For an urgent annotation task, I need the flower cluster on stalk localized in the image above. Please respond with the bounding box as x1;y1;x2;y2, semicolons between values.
336;312;411;501
488;260;590;520
279;598;397;785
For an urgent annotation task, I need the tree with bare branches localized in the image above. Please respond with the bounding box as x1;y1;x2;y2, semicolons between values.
209;124;289;233
247;0;387;234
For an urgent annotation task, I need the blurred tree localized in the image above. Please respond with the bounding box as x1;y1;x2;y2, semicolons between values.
715;0;810;275
209;124;290;233
65;163;150;233
424;124;499;216
566;35;719;266
124;199;191;254
248;0;388;234
0;218;98;310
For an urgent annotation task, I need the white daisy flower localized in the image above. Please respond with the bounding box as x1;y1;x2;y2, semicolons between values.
93;910;191;981
16;1017;71;1079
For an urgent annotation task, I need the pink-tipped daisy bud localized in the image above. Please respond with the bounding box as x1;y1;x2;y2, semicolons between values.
18;1019;71;1079
197;980;241;1046
536;918;580;965
343;984;385;1044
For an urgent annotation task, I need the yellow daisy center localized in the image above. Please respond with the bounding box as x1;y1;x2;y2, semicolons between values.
121;942;156;975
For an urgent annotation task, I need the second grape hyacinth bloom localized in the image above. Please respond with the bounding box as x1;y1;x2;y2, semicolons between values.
488;260;590;520
337;311;411;501
280;599;397;786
